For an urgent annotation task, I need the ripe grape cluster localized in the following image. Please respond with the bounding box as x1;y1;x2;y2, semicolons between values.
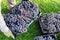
34;12;60;40
34;34;56;40
39;12;60;34
4;1;39;36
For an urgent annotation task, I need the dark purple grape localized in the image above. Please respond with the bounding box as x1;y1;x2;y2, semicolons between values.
34;34;56;40
4;1;39;37
39;13;60;33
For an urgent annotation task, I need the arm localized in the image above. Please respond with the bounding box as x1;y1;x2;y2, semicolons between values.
7;0;16;8
0;13;14;39
0;0;15;39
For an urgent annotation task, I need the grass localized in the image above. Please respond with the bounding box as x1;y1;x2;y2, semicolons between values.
1;0;60;40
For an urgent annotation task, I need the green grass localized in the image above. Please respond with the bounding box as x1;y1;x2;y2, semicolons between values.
1;0;60;40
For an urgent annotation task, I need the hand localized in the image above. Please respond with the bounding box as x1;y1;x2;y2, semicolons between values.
4;29;15;39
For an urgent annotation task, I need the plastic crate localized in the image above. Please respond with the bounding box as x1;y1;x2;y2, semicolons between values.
34;34;57;40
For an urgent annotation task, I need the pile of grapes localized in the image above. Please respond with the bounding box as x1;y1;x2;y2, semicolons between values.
34;12;60;40
4;1;39;36
39;12;60;34
34;34;56;40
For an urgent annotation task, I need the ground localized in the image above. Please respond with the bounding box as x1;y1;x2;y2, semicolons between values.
0;0;60;40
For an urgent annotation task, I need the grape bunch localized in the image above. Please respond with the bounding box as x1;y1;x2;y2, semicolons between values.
4;1;39;36
34;34;56;40
39;12;60;34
